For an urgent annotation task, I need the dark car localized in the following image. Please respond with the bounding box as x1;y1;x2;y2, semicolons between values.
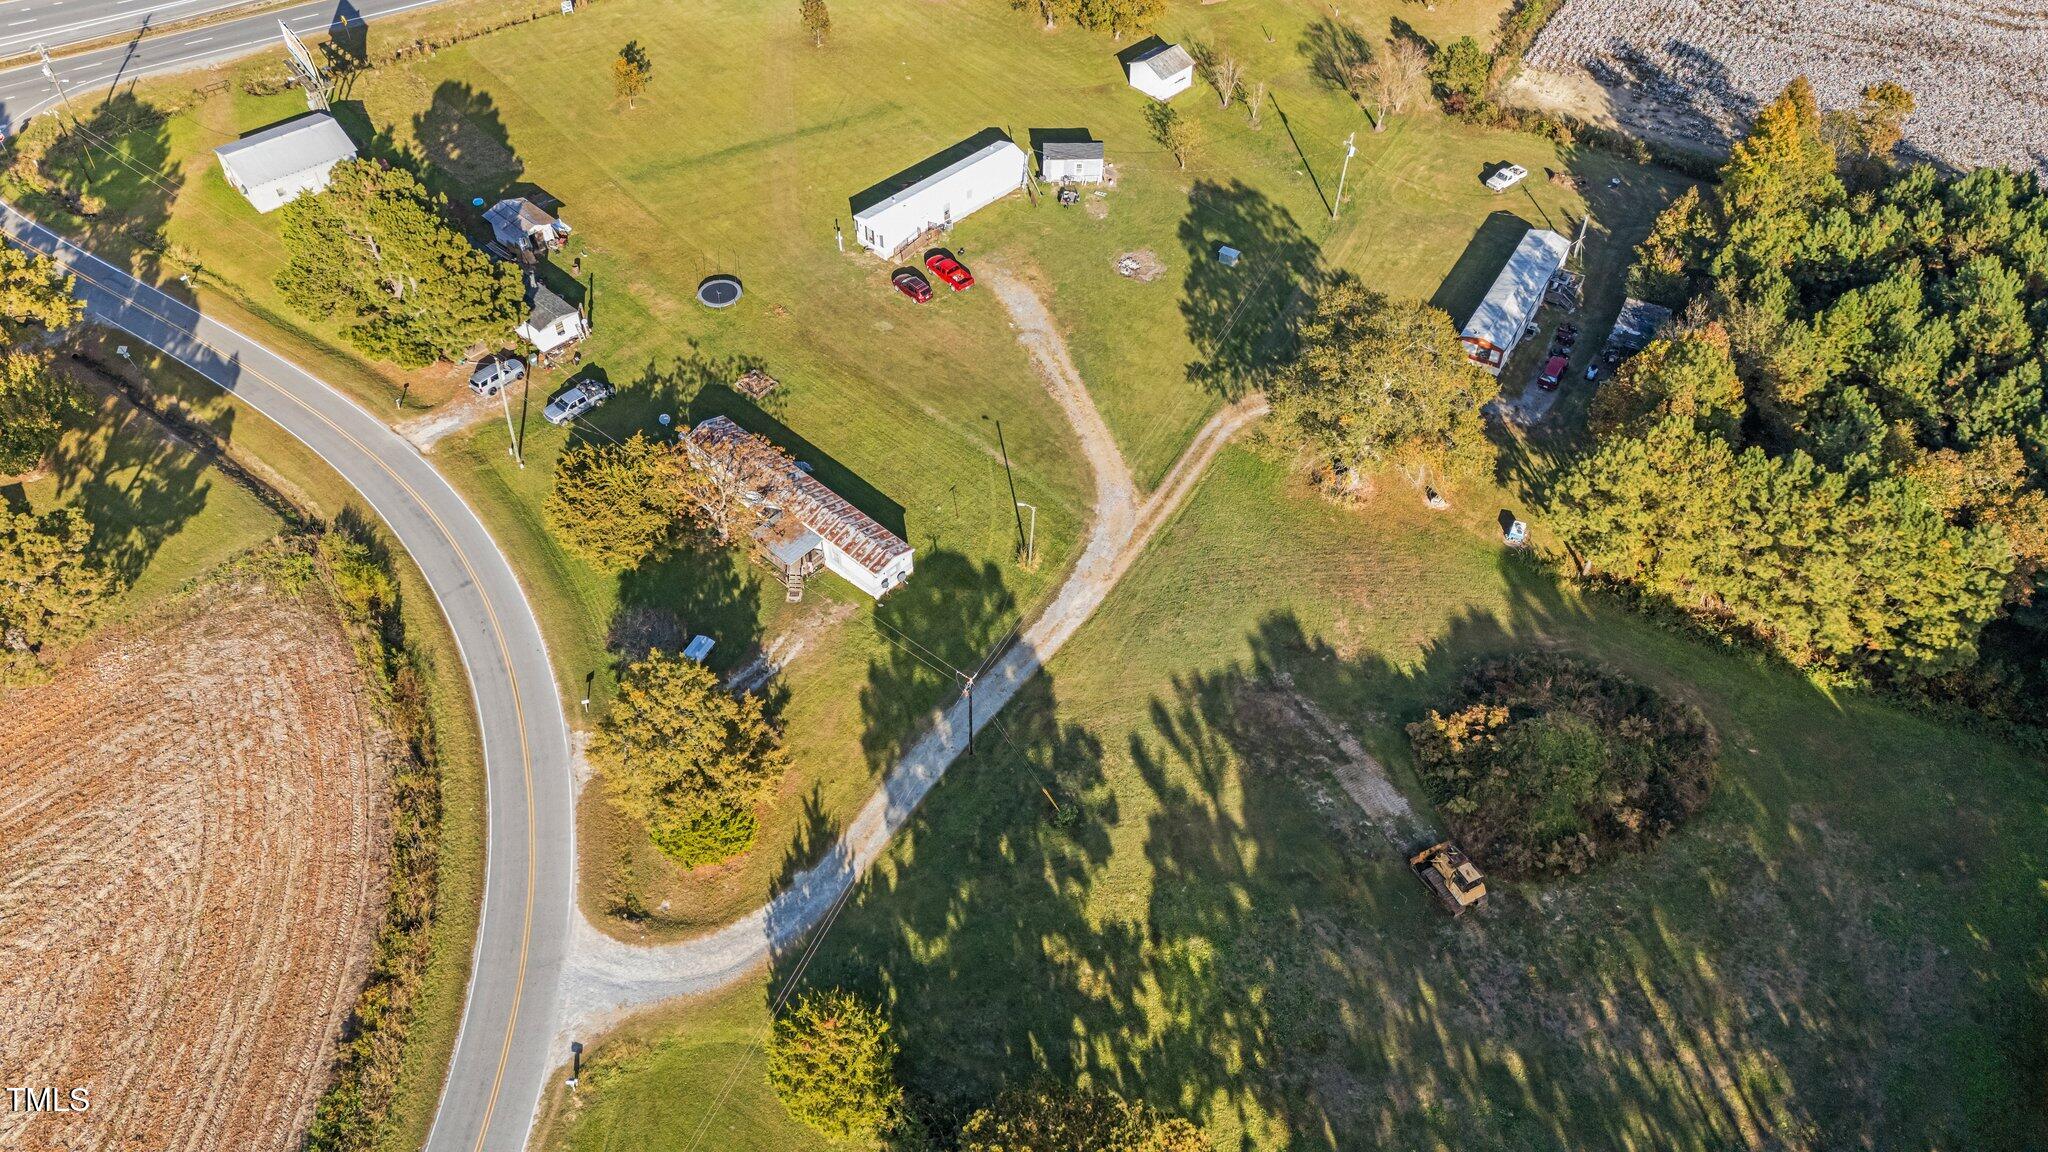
1538;354;1569;390
925;251;974;291
892;270;933;303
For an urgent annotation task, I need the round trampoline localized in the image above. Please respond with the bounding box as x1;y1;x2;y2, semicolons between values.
697;276;743;308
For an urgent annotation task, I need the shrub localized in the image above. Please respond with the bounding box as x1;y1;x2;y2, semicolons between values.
766;989;902;1147
1407;655;1717;877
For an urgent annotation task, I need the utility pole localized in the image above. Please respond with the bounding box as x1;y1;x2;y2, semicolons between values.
36;45;73;112
1015;501;1037;568
501;369;524;468
1332;132;1356;220
962;673;976;758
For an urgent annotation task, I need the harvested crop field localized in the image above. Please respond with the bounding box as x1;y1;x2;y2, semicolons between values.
0;577;395;1152
1515;0;2048;174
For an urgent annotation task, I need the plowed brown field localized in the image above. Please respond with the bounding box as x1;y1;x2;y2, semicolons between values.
0;577;395;1152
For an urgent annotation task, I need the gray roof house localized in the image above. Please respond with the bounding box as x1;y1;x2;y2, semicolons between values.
518;279;587;355
213;113;357;214
484;197;570;260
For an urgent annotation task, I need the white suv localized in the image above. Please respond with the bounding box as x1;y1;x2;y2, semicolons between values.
468;356;526;397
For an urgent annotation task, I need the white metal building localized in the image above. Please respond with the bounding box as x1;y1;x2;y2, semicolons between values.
852;139;1028;259
1126;43;1195;100
1041;140;1105;184
686;416;914;600
213;113;357;213
1459;228;1569;374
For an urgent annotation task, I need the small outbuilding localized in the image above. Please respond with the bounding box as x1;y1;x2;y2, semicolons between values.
213;113;356;213
852;137;1028;259
1041;139;1105;184
1607;297;1674;353
518;279;587;355
1459;227;1569;375
1126;43;1195;101
484;197;569;261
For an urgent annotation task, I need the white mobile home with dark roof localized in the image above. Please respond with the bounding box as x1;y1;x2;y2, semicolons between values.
852;139;1028;259
213;113;357;213
1459;228;1569;375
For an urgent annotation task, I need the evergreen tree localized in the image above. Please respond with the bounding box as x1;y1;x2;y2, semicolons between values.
543;433;697;571
0;246;84;476
592;653;786;865
1428;36;1491;111
275;160;523;367
1588;325;1745;441
765;989;902;1147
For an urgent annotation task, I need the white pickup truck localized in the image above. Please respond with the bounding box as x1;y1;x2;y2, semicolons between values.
542;378;615;425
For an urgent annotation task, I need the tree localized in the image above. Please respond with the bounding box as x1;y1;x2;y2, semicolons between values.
1269;272;1495;500
275;160;523;367
543;433;695;571
766;989;903;1147
1146;102;1196;171
959;1087;1210;1151
1587;325;1745;441
592;653;786;866
1247;79;1266;129
612;41;653;107
1103;0;1162;41
1209;54;1242;109
678;423;799;547
1357;37;1429;130
798;0;830;46
0;507;112;678
1428;36;1491;112
0;246;84;477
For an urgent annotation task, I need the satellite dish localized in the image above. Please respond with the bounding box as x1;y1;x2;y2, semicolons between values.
658;413;672;426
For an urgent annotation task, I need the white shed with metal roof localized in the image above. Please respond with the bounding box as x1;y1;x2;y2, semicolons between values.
213;113;357;213
1127;43;1195;101
1459;228;1569;375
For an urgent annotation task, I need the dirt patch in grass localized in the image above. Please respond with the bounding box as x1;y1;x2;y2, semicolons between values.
0;576;397;1152
1231;672;1426;851
1115;249;1165;282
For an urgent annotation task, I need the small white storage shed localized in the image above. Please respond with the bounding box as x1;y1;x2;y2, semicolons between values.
1127;44;1195;101
213;113;357;213
852;139;1028;259
1041;140;1105;184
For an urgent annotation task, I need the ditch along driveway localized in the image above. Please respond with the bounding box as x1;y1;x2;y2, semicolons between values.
559;266;1268;1043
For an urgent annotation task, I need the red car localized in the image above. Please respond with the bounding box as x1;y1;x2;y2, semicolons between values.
1538;354;1569;390
892;270;933;303
925;251;974;291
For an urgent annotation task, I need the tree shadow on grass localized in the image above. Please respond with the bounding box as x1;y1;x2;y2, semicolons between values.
411;80;525;198
1179;180;1323;401
752;541;2048;1147
31;94;181;283
1297;16;1371;95
857;549;1018;777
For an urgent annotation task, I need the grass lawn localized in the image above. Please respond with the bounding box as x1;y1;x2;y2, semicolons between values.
14;364;280;616
2;0;1690;932
540;446;2048;1151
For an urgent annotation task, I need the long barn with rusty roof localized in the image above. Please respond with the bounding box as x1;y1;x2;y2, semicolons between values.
685;416;913;601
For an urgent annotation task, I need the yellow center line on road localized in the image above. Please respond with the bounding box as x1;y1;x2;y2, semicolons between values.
26;229;540;1152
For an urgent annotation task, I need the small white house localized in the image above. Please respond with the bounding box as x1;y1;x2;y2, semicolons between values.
1126;43;1195;101
1459;228;1569;375
518;279;587;355
852;138;1028;259
484;198;570;260
1041;140;1105;184
213;113;356;213
686;416;914;600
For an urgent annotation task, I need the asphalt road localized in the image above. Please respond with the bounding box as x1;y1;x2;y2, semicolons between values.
0;0;451;132
1;202;574;1152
